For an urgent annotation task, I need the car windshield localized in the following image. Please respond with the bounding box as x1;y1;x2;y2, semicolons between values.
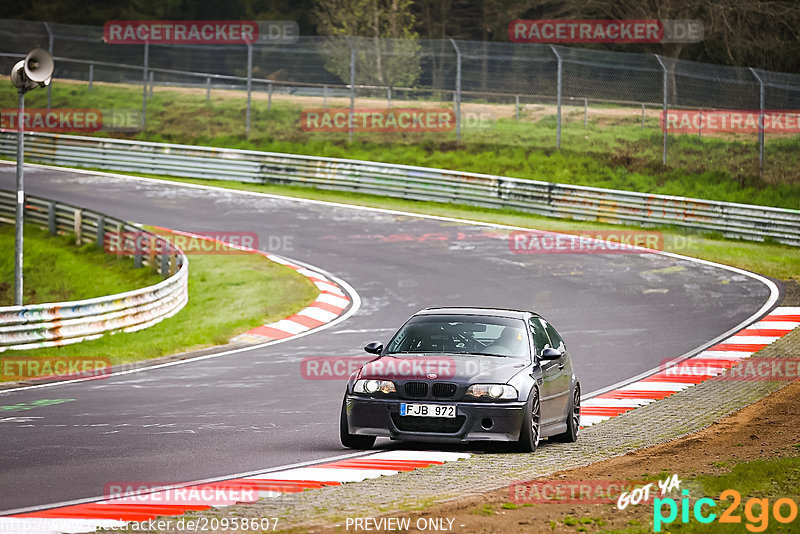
384;314;530;359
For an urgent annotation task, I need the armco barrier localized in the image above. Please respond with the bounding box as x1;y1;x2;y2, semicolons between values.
0;190;188;351
1;132;798;245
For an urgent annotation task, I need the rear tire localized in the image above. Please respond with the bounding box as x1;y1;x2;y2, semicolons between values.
339;394;376;449
552;383;580;443
514;387;541;452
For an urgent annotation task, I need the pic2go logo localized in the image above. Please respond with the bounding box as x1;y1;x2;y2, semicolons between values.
654;489;799;532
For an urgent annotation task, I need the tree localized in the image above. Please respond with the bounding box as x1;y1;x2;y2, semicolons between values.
313;0;422;88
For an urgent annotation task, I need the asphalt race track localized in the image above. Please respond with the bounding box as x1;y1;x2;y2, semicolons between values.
0;164;778;513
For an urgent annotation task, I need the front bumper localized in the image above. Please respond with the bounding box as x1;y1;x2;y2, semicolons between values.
345;395;526;443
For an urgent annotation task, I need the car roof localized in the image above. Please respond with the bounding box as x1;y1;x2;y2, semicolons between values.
414;307;533;320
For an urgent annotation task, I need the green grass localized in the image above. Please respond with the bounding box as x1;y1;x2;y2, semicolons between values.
0;223;161;304
2;80;799;209
123;174;800;283
1;228;319;372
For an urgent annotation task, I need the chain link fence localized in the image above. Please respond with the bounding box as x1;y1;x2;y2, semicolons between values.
1;18;799;182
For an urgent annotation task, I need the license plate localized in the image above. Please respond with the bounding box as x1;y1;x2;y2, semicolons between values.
400;403;456;418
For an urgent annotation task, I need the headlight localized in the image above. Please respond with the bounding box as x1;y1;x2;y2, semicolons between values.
466;384;517;400
354;379;396;394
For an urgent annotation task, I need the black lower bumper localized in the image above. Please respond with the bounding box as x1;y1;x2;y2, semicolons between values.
345;395;527;443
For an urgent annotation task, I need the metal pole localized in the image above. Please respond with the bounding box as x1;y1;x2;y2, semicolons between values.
246;43;252;139
641;104;645;129
206;77;210;102
749;67;765;177
323;84;327;109
584;98;588;128
14;90;24;306
88;64;94;91
515;95;520;120
347;36;355;142
43;22;53;110
149;70;154;98
142;41;149;130
698;109;702;138
387;86;391;108
654;54;668;164
550;45;562;149
268;81;273;110
450;39;461;142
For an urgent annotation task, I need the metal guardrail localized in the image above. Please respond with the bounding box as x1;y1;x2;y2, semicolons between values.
0;189;188;351
1;132;798;246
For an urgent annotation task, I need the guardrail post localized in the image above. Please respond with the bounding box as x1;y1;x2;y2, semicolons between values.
149;237;157;273
206;77;211;102
246;43;253;139
149;70;154;98
134;250;143;268
169;254;176;276
515;95;520;120
48;201;56;235
549;45;562;149
96;215;105;248
449;39;462;142
749;67;765;178
268;81;273;110
654;54;669;165
641;104;645;129
346;36;356;142
387;86;392;108
142;41;149;131
74;209;82;246
160;252;169;277
88;64;94;91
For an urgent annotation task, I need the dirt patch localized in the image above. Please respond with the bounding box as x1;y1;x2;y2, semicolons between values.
782;279;800;306
310;380;800;534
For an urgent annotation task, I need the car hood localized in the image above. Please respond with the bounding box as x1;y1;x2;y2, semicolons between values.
358;353;528;384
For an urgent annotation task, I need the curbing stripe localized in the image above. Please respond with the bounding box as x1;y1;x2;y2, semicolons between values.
150;228;353;344
5;452;469;533
580;306;799;427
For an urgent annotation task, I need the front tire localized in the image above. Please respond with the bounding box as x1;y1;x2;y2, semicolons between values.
552;383;580;443
339;394;376;449
514;386;541;452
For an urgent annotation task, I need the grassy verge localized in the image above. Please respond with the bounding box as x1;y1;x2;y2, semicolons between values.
0;223;161;304
1;228;319;373
2;80;798;208
130;174;800;283
605;457;800;533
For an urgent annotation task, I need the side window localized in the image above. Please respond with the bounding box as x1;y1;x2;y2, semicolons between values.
542;320;565;351
529;318;553;355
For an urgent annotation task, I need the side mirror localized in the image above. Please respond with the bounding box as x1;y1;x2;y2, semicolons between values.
540;347;562;360
364;341;383;355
